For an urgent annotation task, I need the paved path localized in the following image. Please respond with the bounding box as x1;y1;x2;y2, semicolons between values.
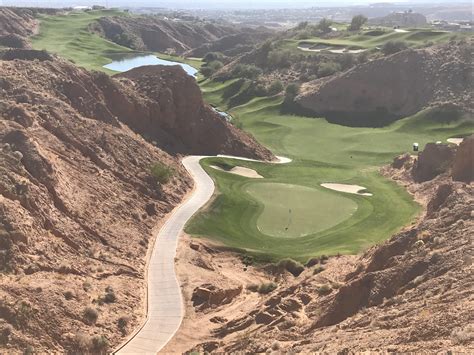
116;155;290;354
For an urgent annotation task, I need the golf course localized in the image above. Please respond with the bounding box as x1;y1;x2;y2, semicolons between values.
29;10;473;262
185;84;473;261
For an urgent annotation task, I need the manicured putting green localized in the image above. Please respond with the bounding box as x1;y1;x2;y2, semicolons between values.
246;182;357;238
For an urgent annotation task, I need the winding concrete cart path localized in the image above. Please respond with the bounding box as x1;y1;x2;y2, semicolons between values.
116;155;290;354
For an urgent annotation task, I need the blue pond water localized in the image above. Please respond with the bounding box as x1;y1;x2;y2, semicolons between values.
103;54;198;77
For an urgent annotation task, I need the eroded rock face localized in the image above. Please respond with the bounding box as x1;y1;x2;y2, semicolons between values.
92;16;241;54
452;135;474;183
115;65;273;159
297;40;473;126
412;143;455;182
192;284;243;310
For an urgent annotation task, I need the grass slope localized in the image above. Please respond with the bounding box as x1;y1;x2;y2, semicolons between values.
280;28;469;55
187;81;473;261
31;10;202;73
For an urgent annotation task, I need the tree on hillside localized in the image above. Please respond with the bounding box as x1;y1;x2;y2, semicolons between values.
317;18;333;34
267;80;284;95
201;60;223;78
349;15;368;31
203;52;224;63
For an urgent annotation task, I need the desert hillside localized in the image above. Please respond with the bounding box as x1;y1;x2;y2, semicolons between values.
92;15;256;55
0;48;270;353
297;40;473;126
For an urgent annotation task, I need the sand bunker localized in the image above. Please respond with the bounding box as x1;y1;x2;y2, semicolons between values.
394;28;409;33
297;46;366;54
447;138;464;145
321;183;373;196
210;165;263;179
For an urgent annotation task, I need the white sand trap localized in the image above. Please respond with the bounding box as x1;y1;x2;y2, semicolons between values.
297;46;366;54
321;183;373;196
447;138;464;145
210;165;263;179
394;28;409;33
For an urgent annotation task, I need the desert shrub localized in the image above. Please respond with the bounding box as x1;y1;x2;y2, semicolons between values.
63;291;74;300
15;301;35;329
337;53;356;70
23;345;34;355
258;282;277;294
118;316;130;335
277;258;305;277
318;62;341;77
305;257;320;267
349;15;368;31
320;254;329;263
75;332;92;350
83;307;98;325
150;162;174;185
381;40;408;55
284;83;299;102
317;284;332;295
267;80;284;95
246;283;259;292
313;265;325;275
231;64;262;80
241;254;255;266
92;335;108;353
103;286;117;303
0;324;12;344
267;50;292;69
82;281;91;292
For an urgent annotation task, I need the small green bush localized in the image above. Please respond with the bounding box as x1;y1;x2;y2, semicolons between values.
92;335;108;353
118;316;129;335
150;162;174;185
267;80;284;95
318;62;341;78
83;307;98;325
63;291;74;300
277;258;305;277
317;284;332;296
258;282;277;294
246;283;259;292
313;265;325;275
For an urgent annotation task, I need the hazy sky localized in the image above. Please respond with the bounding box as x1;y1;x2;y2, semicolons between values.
0;0;464;9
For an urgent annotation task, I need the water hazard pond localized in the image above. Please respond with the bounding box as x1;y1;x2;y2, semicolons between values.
103;53;198;77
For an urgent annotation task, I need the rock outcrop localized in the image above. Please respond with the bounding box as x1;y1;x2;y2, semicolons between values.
412;143;455;182
297;40;473;126
115;65;273;159
452;135;474;183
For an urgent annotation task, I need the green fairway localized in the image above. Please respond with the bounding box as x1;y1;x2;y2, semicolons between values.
31;10;202;73
246;182;358;238
277;28;469;56
186;80;473;261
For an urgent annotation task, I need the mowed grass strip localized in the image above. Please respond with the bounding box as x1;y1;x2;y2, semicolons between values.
246;182;357;238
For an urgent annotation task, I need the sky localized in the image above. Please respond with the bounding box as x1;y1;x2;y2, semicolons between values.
0;0;465;9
